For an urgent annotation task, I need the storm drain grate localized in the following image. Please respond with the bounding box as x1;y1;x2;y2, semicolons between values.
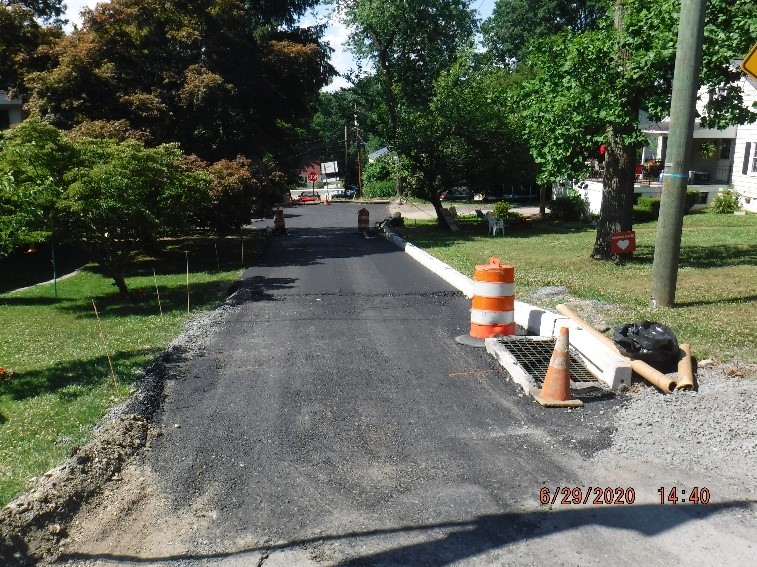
494;336;600;388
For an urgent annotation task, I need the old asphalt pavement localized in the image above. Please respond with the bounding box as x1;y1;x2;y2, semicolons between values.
56;203;756;566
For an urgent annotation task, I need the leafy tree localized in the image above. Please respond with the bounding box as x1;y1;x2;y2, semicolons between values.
333;0;477;151
0;118;74;254
362;158;394;185
481;0;605;63
307;75;394;189
25;0;334;171
1;0;64;21
60;138;210;295
0;4;62;96
513;0;757;258
194;155;288;233
394;51;535;222
0;119;211;295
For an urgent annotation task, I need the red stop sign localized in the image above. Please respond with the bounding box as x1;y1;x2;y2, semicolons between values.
307;171;318;182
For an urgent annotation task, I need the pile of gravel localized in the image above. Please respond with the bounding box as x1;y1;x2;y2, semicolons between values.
595;364;757;486
167;295;242;357
524;287;757;488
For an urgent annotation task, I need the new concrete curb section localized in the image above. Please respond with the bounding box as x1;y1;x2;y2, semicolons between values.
383;227;631;393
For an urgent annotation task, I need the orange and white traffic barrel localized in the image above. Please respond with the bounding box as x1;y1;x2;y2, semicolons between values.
470;257;515;338
457;257;515;346
358;208;369;232
273;208;285;233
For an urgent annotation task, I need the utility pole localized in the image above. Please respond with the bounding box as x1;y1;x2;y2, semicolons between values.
650;0;708;308
344;125;349;189
354;103;363;197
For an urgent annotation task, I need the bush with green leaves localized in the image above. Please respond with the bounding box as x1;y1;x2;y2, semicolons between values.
633;196;662;222
710;189;741;214
362;180;396;199
685;189;701;211
0;119;76;255
362;159;395;184
549;189;586;221
1;120;292;293
492;200;522;226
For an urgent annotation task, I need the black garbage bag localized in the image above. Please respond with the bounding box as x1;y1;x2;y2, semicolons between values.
612;321;679;368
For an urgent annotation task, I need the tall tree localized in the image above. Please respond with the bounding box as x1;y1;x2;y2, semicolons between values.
307;76;385;187
0;4;62;96
1;0;64;22
333;0;477;208
25;0;334;169
513;0;757;258
333;0;477;149
395;51;536;219
482;0;606;63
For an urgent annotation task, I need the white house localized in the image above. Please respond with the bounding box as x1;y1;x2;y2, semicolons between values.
582;72;757;214
638;72;757;212
731;75;757;212
0;91;23;130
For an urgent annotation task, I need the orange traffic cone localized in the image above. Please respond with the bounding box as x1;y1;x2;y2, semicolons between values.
533;327;583;407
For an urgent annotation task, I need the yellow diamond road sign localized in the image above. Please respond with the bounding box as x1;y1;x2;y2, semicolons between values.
742;41;757;81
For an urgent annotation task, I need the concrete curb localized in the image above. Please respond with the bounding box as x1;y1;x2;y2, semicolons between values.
382;226;560;334
381;227;631;391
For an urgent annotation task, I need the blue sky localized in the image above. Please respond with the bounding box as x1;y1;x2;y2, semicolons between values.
64;1;497;91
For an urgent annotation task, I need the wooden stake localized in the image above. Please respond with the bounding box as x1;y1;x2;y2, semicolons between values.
185;251;190;313
153;268;163;317
240;228;244;268
92;299;118;389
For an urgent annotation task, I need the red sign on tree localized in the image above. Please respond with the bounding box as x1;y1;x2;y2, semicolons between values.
610;231;636;254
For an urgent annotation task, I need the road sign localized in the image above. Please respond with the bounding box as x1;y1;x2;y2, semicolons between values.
611;231;636;255
742;41;757;81
307;171;318;183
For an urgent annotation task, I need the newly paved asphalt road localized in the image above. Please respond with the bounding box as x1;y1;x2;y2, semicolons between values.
144;204;631;564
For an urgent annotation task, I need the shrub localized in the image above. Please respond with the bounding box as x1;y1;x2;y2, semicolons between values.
549;189;586;221
362;180;396;199
710;189;741;214
685;189;700;212
362;159;395;184
492;201;522;226
633;197;661;222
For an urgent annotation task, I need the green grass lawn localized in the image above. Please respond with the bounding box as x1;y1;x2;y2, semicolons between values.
0;232;263;505
407;211;757;366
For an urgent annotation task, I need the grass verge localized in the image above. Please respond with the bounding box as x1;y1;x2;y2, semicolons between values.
407;211;757;366
0;231;264;505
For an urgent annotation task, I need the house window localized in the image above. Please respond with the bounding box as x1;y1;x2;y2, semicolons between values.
0;109;10;130
753;144;757;174
719;139;731;160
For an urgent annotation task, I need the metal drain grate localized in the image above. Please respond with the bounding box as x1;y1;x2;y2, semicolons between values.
494;336;600;387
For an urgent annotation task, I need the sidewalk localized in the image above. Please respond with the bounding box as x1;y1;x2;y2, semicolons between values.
387;200;542;220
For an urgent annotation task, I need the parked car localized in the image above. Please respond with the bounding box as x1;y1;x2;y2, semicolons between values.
298;191;321;203
440;188;472;201
330;187;356;199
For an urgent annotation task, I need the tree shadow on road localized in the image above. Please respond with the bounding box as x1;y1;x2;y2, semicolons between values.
51;501;753;566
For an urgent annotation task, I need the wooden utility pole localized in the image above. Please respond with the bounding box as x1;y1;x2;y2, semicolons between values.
650;0;708;308
354;103;363;196
344;125;349;188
